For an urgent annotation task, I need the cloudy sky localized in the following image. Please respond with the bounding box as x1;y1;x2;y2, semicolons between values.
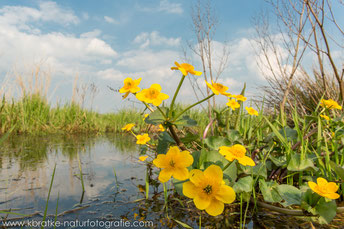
0;0;272;112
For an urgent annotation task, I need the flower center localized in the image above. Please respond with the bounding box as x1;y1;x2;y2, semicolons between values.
169;160;175;167
203;184;212;195
214;83;224;91
147;88;159;99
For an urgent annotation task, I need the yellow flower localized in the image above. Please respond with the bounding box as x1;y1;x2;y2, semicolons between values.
219;144;255;166
308;177;340;199
136;84;169;106
205;80;230;96
119;77;142;99
320;99;342;110
230;94;247;102
136;134;151;145
158;124;165;132
139;156;148;162
183;165;236;216
122;123;135;131
226;99;240;110
245;106;258;116
143;114;149;121
153;146;193;183
320;114;330;121
171;62;202;76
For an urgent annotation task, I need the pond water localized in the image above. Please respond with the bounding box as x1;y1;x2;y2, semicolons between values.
0;134;341;228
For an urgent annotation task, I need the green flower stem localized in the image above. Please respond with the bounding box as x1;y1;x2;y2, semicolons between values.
142;101;154;112
156;106;167;119
169;74;186;117
172;93;215;122
222;160;233;171
163;182;168;211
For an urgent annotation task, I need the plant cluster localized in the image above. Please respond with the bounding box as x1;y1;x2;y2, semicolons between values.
120;62;343;226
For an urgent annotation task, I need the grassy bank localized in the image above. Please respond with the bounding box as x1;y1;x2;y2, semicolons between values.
0;94;210;134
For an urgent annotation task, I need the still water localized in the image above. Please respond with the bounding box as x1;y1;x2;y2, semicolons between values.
0;134;340;228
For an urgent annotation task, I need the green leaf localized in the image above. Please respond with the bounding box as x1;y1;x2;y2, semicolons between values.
241;163;267;179
269;155;287;167
259;179;282;203
204;136;230;150
156;131;176;154
278;127;298;142
329;160;344;180
227;129;242;143
287;154;315;172
223;162;237;183
199;149;227;169
174;115;197;127
191;151;201;169
276;184;302;207
315;198;337;224
172;178;186;196
145;108;168;125
181;132;199;143
233;176;253;193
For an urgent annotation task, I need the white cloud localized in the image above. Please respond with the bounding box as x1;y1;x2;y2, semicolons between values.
80;29;102;38
139;0;183;14
104;16;119;24
133;31;181;48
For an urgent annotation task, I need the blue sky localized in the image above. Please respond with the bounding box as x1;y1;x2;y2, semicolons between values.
0;0;272;112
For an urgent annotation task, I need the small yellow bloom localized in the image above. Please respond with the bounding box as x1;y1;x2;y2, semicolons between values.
171;62;202;76
158;124;165;132
230;94;247;102
320;99;342;110
320;114;330;121
183;165;236;216
245;106;258;116
139;155;148;162
153;146;193;183
143;114;149;121
122;123;135;131
205;80;230;96
219;144;255;166
308;177;340;199
119;77;142;99
226;99;240;110
136;134;151;145
136;84;169;106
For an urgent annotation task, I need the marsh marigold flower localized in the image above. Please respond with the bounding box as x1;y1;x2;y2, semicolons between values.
158;124;165;132
136;84;169;106
136;134;151;145
122;123;135;131
230;94;247;102
171;62;202;76
205;80;230;96
219;144;255;166
245;107;258;116
308;177;340;199
320;99;342;110
183;165;236;216
139;156;148;162
226;99;240;110
153;146;193;183
119;77;142;99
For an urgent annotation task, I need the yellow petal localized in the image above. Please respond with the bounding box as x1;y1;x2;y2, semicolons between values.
189;169;204;186
327;182;339;193
167;146;180;154
215;185;236;204
158;92;170;101
194;194;211;210
194;70;202;76
150;84;162;92
308;181;318;193
183;181;197;198
324;192;340;200
152;98;163;106
139;156;148;162
204;165;223;183
317;177;328;187
153;154;168;168
136;90;146;102
238;156;256;166
177;150;194;167
179;67;187;76
173;168;190;181
174;61;181;67
134;77;142;85
119;88;128;93
205;198;224;216
158;169;173;183
122;91;130;99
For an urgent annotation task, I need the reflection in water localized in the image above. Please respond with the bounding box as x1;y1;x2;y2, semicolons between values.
0;134;146;222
